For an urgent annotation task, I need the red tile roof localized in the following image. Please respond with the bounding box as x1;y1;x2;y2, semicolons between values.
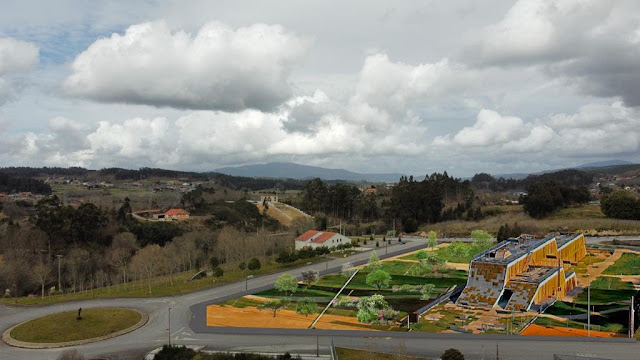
165;208;189;216
312;231;336;244
296;230;319;242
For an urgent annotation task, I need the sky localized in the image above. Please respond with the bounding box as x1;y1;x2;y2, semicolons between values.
0;0;639;177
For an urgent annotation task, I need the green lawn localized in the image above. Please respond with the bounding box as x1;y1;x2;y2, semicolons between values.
574;255;605;274
10;308;141;343
400;242;492;263
574;288;637;305
590;276;636;290
603;253;640;275
546;301;624;316
336;347;428;360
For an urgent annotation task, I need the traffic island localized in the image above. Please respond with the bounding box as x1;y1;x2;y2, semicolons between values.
2;307;148;349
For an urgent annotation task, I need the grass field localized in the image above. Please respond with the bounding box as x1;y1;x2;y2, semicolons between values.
400;243;492;263
336;347;428;360
0;256;329;306
603;253;640;275
423;205;640;237
9;308;141;343
590;276;636;290
574;288;638;305
545;301;622;316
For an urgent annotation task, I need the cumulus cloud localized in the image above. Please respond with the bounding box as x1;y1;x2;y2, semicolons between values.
346;54;484;132
470;0;640;105
451;109;524;147
0;37;39;104
64;21;310;112
0;37;39;75
0;102;429;169
437;102;640;158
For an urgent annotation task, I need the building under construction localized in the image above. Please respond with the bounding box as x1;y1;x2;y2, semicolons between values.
457;233;586;311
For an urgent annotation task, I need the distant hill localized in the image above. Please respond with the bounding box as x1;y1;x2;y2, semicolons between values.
575;160;633;169
494;160;637;179
215;162;404;182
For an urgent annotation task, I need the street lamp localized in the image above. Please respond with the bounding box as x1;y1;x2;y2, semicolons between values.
168;307;172;345
56;255;63;294
246;275;253;291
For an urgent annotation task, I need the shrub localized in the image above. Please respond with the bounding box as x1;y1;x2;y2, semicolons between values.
357;294;398;324
247;257;261;271
212;267;224;277
441;348;465;360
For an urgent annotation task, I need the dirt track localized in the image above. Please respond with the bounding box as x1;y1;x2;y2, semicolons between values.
206;304;377;331
520;324;625;338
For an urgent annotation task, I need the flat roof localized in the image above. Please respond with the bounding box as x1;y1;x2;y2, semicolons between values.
509;266;558;284
472;233;582;265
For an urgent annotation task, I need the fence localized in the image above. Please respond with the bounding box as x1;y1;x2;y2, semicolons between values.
330;339;338;360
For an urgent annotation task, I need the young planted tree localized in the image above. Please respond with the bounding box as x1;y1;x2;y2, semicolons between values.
259;299;290;318
420;284;435;300
275;273;298;296
365;269;391;291
301;269;319;289
427;230;438;249
238;261;247;274
296;299;319;317
341;262;356;278
368;250;380;269
471;229;492;249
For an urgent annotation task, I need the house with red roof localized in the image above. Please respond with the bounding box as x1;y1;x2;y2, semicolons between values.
163;208;190;220
295;230;351;250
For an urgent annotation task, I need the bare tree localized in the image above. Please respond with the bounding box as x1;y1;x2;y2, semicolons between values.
162;242;181;286
172;234;200;271
108;232;139;286
33;258;51;298
131;244;163;294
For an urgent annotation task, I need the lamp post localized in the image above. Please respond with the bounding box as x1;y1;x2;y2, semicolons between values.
56;255;63;294
246;275;253;291
168;307;172;345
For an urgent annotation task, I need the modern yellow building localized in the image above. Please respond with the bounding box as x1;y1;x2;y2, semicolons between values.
457;233;586;311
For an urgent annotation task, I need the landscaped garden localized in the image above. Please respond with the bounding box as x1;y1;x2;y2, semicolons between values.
208;250;469;331
603;253;640;275
401;231;494;264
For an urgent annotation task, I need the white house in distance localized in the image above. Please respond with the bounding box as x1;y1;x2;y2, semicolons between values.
295;230;351;250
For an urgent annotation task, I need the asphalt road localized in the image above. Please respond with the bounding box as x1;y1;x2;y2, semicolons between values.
1;237;639;360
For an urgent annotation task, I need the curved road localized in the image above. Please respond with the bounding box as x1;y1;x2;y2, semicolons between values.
1;238;639;360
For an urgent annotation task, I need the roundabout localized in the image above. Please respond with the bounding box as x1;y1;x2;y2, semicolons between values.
2;307;148;349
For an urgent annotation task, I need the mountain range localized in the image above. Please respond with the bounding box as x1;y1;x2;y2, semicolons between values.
216;160;637;182
215;162;404;182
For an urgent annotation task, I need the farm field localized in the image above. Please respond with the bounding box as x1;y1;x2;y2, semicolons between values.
423;205;640;237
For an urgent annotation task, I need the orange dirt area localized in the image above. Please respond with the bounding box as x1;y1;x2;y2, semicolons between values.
206;304;376;331
521;324;626;338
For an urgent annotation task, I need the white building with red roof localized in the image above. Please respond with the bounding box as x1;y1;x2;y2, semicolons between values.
295;230;351;250
163;208;190;220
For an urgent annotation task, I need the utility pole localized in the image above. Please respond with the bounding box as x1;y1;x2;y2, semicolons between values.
630;295;635;338
587;286;591;337
168;307;172;345
56;254;63;294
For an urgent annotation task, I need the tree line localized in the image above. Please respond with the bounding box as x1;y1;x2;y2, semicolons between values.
0;195;294;297
0;174;52;195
